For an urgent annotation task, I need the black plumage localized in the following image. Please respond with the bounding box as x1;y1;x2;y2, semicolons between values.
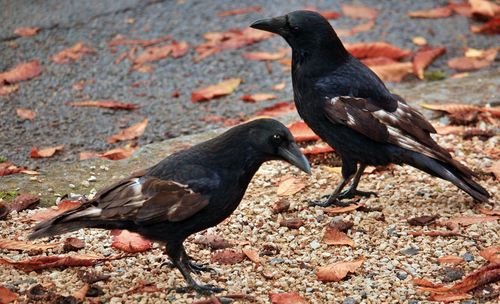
29;118;310;294
251;11;490;206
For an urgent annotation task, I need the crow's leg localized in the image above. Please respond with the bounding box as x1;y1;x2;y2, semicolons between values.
309;160;356;207
182;248;217;274
337;164;378;199
166;241;224;295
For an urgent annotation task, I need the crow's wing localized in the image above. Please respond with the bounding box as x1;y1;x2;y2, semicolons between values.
324;96;474;176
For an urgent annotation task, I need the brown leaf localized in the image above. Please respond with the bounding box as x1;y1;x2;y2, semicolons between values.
407;215;439;226
408;6;453;18
413;46;447;79
409;230;461;237
193;232;233;250
72;284;89;301
52;42;97;64
428;293;471;302
316;257;365;282
254;102;296;117
211;249;246;265
351;20;376;34
272;82;286;91
30;145;64;158
0;285;18;304
242;248;260;264
243;50;287;61
0;239;60;251
14;27;40;37
484;160;500;180
99;145;138;161
0;253;116;272
413;277;443;288
346;42;411;59
107;118;148;143
438;255;465;265
63;237;85;252
471;17;500;34
324;204;362;214
0;60;42;84
0;162;25;177
469;0;500;20
434;125;466;135
328;220;354;232
443;215;499;226
108;34;172;47
124;280;161;295
361;56;399;67
0;84;19;95
30;201;82;222
449;1;473;17
241;93;277;103
269;292;308;304
341;4;379;19
476;207;500;216
279;218;304;229
322;226;354;247
191;78;241;102
0;203;10;220
277;177;306;196
133;41;189;65
16;108;36;120
301;142;334;155
368;62;414;82
218;6;262;17
66;100;140;110
110;229;152;253
479;246;500;264
288;121;320;142
11;193;40;212
420;103;482;124
447;48;497;71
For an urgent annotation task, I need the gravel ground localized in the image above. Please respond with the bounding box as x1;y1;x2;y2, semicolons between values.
1;0;498;168
0;127;498;303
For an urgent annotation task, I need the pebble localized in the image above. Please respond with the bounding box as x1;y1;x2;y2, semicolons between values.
88;175;97;182
343;297;356;304
68;183;75;189
396;271;408;280
401;247;419;256
441;267;465;282
462;252;474;262
310;240;321;249
81;180;90;187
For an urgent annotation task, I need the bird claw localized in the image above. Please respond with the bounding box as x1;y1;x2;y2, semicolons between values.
188;261;217;274
308;198;352;207
173;284;225;295
338;189;377;200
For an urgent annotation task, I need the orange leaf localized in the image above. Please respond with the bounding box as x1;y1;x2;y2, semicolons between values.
288;121;320;142
443;215;499;226
0;239;60;252
324;204;361;214
107;118;148;143
0;84;19;95
412;278;443;288
108;34;172;47
412;47;447;79
269;292;308;304
471;17;500;34
437;255;465;265
428;293;471;303
254;102;296;117
447;47;497;71
484;160;500;180
469;0;500;20
316;257;365;282
476;207;500;216
100;145;138;160
16;108;36;120
362;56;399;66
369;62;414;82
30;145;64;158
14;27;40;37
73;284;90;301
434;125;466;135
30;201;82;222
0;253;117;272
110;230;152;253
243;50;287;61
277;177;306;196
51;42;96;64
133;41;189;65
66;100;140;110
211;249;246;265
272;82;286;91
341;4;379;19
420;103;480;114
0;60;42;84
479;246;500;264
301;142;334;155
351;20;375;34
0;286;18;304
242;248;260;264
408;6;453;18
322;226;354;247
218;6;262;17
449;2;473;17
191;78;241;102
241;93;277;103
346;42;411;59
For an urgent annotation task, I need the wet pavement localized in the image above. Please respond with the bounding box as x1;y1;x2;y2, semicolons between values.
1;0;498;168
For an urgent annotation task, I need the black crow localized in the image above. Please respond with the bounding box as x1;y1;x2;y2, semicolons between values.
251;11;490;206
29;118;310;294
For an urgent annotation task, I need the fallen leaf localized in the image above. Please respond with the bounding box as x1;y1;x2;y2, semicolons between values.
351;20;376;34
272;82;286;90
341;4;379;19
0;162;26;177
476;207;500;216
108;34;172;47
242;248;260;264
434;125;466;135
438;255;465;265
52;42;97;64
428;293;471;302
329;220;354;232
471;17;500;34
14;27;40;37
369;62;414;82
63;237;85;252
279;218;304;229
100;145;138;160
0;84;19;95
0;239;60;251
218;6;262;17
30;201;82;222
412;36;428;46
269;292;308;304
413;46;447;79
241;93;277;103
420;103;482;124
30;145;64;158
316;257;365;282
447;48;497;71
0;60;42;84
243;50;287;61
107;118;148;143
469;0;500;20
346;42;411;59
413;278;443;288
288;121;320;142
449;1;473;17
408;6;453;18
211;249;246;265
407;215;439;226
133;41;189;65
361;56;399;66
0;253;119;272
16;108;36;120
191;78;241;102
66;100;140;110
0;286;18;304
408;230;461;237
123;281;161;295
193;232;233;250
484;160;500;180
72;284;89;301
322;226;354;247
277;177;306;196
479;246;500;264
11;193;40;212
301;142;334;155
443;215;499;226
254;102;296;117
110;229;152;253
325;204;362;214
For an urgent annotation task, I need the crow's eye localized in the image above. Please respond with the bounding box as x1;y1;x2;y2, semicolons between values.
292;26;299;31
272;134;282;144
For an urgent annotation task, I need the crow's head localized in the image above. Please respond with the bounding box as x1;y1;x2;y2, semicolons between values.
240;118;311;174
251;10;345;55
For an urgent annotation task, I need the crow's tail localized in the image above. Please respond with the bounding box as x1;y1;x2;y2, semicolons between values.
400;150;490;203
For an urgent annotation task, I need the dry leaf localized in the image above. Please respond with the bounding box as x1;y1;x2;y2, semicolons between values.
322;226;354;247
72;284;89;301
428;293;471;302
479;246;500;264
269;292;308;304
288;121;320;142
0;60;42;84
110;230;152;253
324;204;362;214
447;48;497;71
408;6;453;18
0;84;19;95
133;41;189;65
362;56;399;66
0;162;26;177
443;215;499;226
279;218;304;229
66;100;140;110
63;237;85;252
272;82;286;91
241;93;277;103
211;249;246;265
0;253;118;272
218;6;262;17
471;17;500;34
438;255;465;265
434;125;466;135
316;257;365;282
346;42;411;59
341;4;379;19
107;118;148;143
108;34;172;47
351;20;376;34
476;207;500;216
484;160;500;180
100;145;138;160
369;62;414;82
469;0;500;20
449;1;473;17
242;248;260;264
277;177;306;196
254;102;296;117
30;201;82;222
52;42;96;64
193;232;233;250
191;78;241;102
0;239;60;251
16;108;36;120
0;286;18;304
407;215;439;226
30;145;64;158
413;46;446;79
124;281;161;295
301;142;334;155
413;278;443;288
11;193;40;212
14;27;40;37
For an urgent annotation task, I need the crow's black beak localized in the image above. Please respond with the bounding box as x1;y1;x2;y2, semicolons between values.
250;16;287;35
278;143;311;174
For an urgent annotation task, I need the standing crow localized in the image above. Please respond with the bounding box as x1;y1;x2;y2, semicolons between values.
29;118;310;294
251;11;490;206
